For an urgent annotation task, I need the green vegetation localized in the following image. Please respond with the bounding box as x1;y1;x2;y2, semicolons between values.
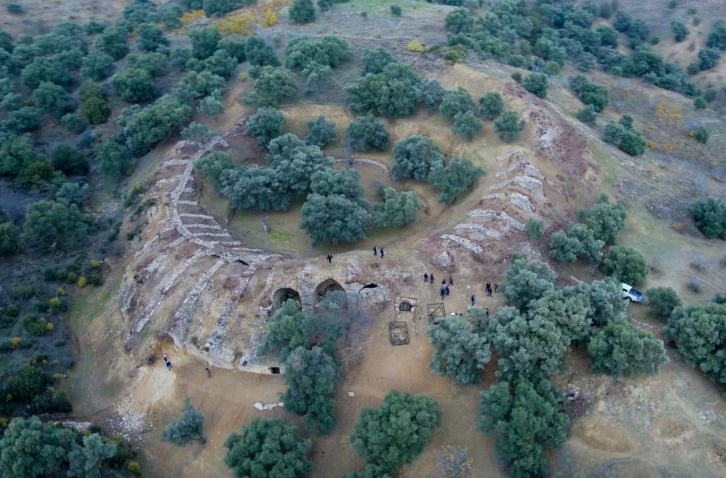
502;257;555;310
244;66;297;107
689;198;726;239
478;378;568;478
345;116;389;152
289;0;316;23
427;313;491;385
494;111;525;142
603;115;646;156
588;318;667;377
645;287;681;318
349;391;441;475
522;73;548;98
391;135;444;181
526;218;544;239
163;399;205;446
671;21;689;42
478;92;504;119
372;188;419;228
345;62;422;118
664;303;726;383
305;116;336;148
602;246;649;285
427;157;484;205
283;346;339;434
224;418;312;478
245;107;285;148
300;194;370;246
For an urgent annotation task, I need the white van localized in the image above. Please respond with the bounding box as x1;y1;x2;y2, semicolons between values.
621;283;644;303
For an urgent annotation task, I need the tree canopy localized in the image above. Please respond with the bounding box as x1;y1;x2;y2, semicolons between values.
345;62;422;118
0;416;76;478
427;314;491;385
300;193;370;246
224;418;312;478
479;92;504;119
602;245;649;285
477;378;568;478
245;107;285;148
372;187;419;228
645;287;681;318
245;66;297;107
494;111;525;142
502;257;556;310
689;198;726;240
439;87;475;122
664;303;726;383
588;318;667;378
427;157;484;205
391;135;444;181
305;115;336;148
163;398;205;446
345;116;389;152
349;390;442;473
283;346;339;434
22;200;88;251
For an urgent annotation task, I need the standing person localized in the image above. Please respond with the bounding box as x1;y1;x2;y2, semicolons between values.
448;277;453;286
430;273;434;284
205;367;211;378
445;285;450;296
327;253;333;263
494;283;499;293
485;308;489;318
380;247;385;258
424;273;429;283
440;285;446;301
471;295;475;307
166;360;172;371
373;245;377;256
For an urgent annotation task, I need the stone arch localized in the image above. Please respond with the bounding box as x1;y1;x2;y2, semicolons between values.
272;287;301;310
313;278;345;308
399;301;413;312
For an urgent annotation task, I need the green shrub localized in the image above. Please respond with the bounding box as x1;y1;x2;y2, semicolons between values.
390;5;401;16
576;105;597;126
427;157;484;205
81;97;111;125
588;318;667;378
163;399;204;445
22;316;53;336
602;246;649;285
522;73;548;98
391;135;444;181
526;218;544;239
494;111;525;142
289;0;315;23
695;127;709;144
346;116;389;152
689;197;726;239
305;115;336;148
372;188;419;228
478;92;504;119
245;107;284;148
0;222;21;256
645;287;681;318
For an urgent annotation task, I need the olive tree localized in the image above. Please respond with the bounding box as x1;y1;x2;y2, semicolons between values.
0;417;76;478
163;398;205;445
305;115;336;147
664;303;726;383
244;66;297;107
310;168;366;206
110;68;158;102
602;246;649;285
477;378;567;478
588;318;667;378
439;87;475;122
22;200;88;251
300;193;370;246
350;390;442;473
224;419;312;478
345;116;389;152
80;50;115;80
502;257;556;310
289;0;316;23
479;92;504;119
522;73;548;98
345;62;422;118
427;157;484;205
452;111;483;141
391;135;444;181
33;82;75;119
494;111;525;142
645;287;681;318
283;346;339;434
67;434;117;478
427;315;491;385
371;188;419;228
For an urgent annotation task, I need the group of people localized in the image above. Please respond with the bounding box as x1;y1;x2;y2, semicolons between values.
326;245;386;264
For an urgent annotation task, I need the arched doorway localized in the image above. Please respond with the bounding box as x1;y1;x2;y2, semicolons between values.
272;288;301;309
313;279;345;308
399;301;413;312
